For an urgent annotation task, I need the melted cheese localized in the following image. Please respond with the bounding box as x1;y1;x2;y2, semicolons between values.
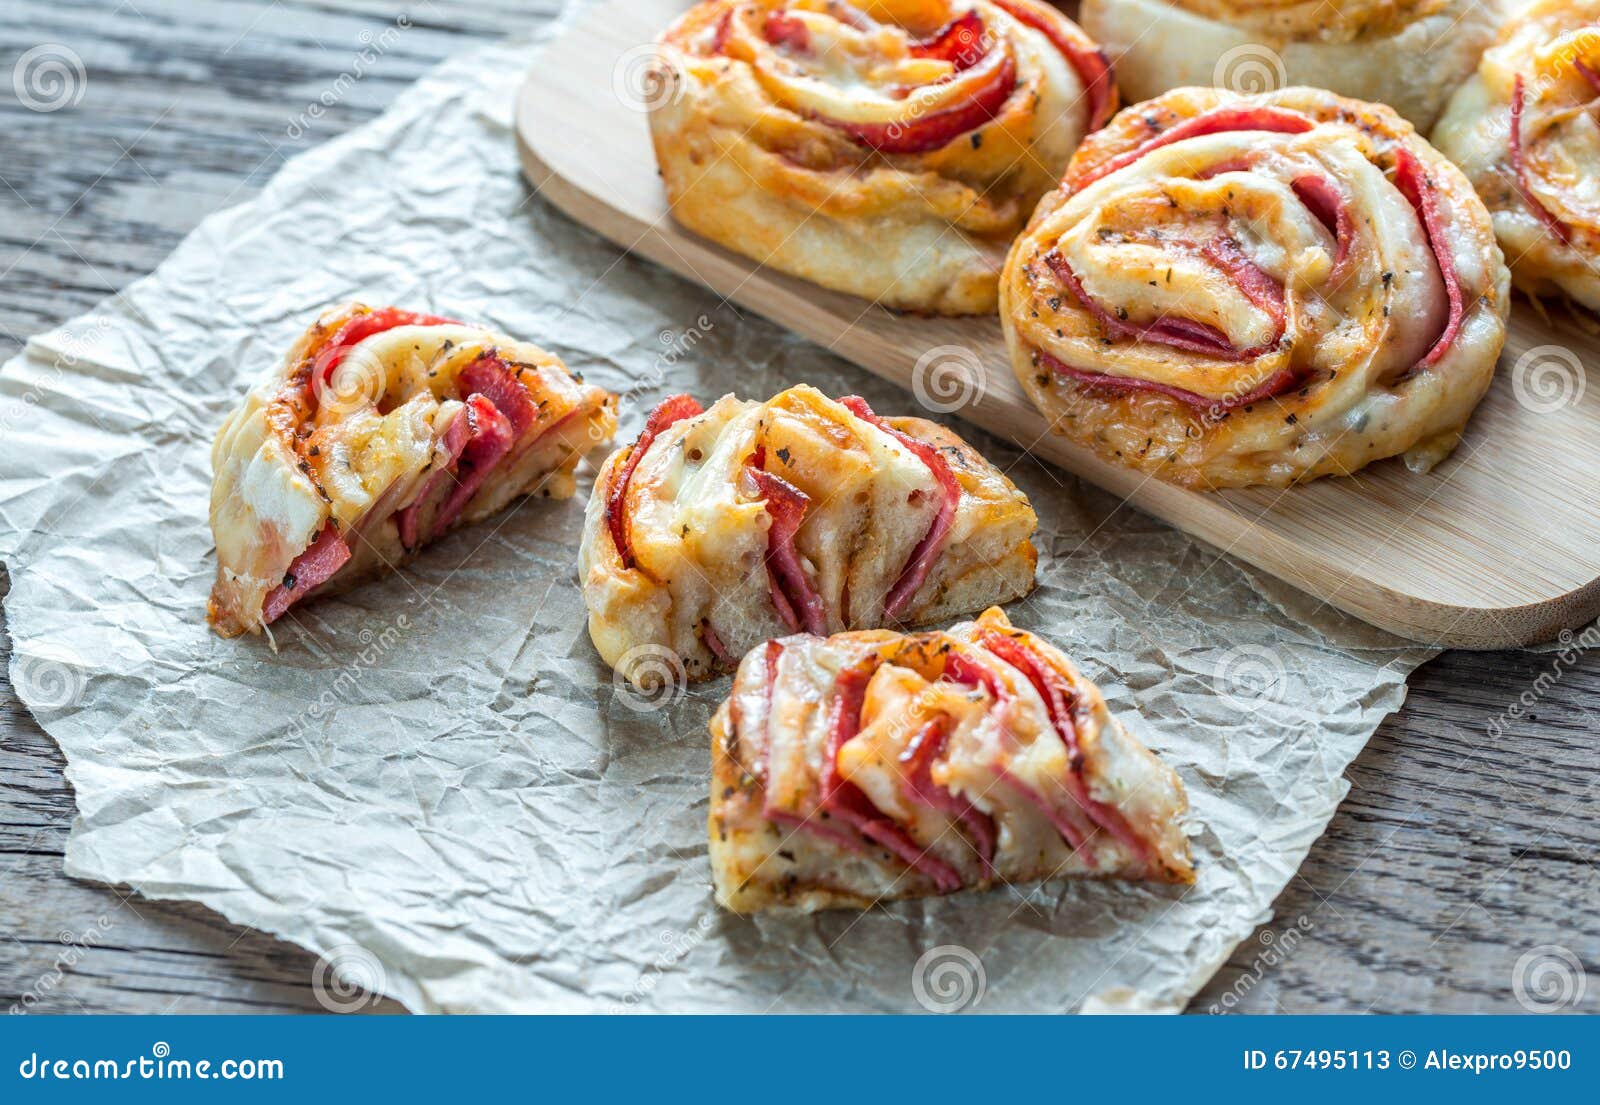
582;384;1038;681
1432;0;1600;309
708;607;1196;911
208;304;617;636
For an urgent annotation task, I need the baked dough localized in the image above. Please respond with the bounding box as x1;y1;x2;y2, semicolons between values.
209;303;617;636
1081;0;1502;130
709;606;1194;912
1433;0;1600;310
1001;86;1510;489
647;0;1115;314
579;385;1037;685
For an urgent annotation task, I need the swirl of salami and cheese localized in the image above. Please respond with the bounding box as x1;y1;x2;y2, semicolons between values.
208;303;618;637
579;385;1038;685
708;606;1194;912
1000;87;1510;490
648;0;1114;314
1081;0;1500;129
1433;0;1600;311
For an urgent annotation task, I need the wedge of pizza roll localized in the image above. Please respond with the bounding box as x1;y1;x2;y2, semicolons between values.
1001;86;1510;490
580;386;1037;685
709;607;1193;912
1433;0;1600;311
208;303;618;637
1081;0;1500;130
647;0;1115;314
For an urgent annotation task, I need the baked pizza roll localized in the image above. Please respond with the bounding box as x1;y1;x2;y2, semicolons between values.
647;0;1115;314
208;303;618;637
580;386;1037;684
1081;0;1501;130
709;607;1193;912
1433;0;1600;311
1000;87;1511;490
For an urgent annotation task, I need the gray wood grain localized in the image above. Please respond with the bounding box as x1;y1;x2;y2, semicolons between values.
1;0;1595;1015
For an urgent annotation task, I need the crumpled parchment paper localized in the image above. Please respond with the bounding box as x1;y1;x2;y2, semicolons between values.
0;17;1435;1013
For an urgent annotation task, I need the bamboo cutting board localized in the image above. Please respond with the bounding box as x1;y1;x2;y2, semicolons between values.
515;0;1600;648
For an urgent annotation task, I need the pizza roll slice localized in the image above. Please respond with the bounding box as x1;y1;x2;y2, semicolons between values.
709;607;1194;912
208;303;618;637
1001;86;1510;489
580;385;1037;684
1433;0;1600;312
1081;0;1500;130
648;0;1115;314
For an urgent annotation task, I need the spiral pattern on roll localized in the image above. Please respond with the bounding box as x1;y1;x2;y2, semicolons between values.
1001;86;1509;489
648;0;1114;313
1433;0;1600;312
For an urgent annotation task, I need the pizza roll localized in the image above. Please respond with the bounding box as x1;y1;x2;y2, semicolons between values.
1000;87;1511;490
647;0;1115;314
709;607;1193;912
1080;0;1501;130
580;386;1037;684
1433;0;1600;311
208;303;618;637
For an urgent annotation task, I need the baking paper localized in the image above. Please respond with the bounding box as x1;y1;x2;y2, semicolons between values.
0;16;1434;1012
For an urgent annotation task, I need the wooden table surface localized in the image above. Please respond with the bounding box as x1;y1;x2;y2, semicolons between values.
1;0;1595;1015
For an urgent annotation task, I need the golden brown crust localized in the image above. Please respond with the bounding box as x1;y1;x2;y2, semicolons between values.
1001;86;1509;490
1081;0;1501;129
648;0;1113;314
1432;0;1600;311
208;303;618;636
711;699;891;912
579;386;1037;686
710;608;1194;913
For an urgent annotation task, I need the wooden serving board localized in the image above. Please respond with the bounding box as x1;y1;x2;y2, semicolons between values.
515;0;1600;648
